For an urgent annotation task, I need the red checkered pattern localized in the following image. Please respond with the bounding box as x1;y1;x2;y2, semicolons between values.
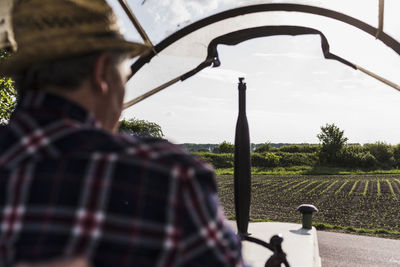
126;144;158;159
0;91;243;267
1;206;25;237
73;209;104;239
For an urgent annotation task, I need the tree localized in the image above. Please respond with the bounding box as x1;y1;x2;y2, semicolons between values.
254;142;271;153
0;50;17;125
364;142;394;167
216;141;234;154
119;118;164;138
393;144;400;167
317;123;348;164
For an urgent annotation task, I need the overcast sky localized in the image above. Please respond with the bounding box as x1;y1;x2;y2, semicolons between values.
108;0;400;145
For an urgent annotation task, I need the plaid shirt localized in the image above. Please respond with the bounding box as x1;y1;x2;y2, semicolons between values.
0;91;243;267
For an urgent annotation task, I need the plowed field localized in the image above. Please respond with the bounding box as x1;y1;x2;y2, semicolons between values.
217;175;400;232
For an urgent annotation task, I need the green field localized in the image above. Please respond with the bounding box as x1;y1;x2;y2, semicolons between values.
217;174;400;234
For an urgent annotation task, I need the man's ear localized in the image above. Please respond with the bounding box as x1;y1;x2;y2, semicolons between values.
92;53;112;95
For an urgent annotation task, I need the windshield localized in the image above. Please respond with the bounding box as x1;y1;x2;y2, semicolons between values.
105;0;400;144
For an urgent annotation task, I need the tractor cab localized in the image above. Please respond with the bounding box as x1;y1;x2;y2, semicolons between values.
2;0;400;266
113;1;400;266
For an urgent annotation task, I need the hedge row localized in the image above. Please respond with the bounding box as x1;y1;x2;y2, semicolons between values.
277;144;320;153
333;143;400;169
193;152;317;169
194;152;233;168
194;142;400;170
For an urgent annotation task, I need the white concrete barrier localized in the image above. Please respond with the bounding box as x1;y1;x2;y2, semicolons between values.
228;221;321;267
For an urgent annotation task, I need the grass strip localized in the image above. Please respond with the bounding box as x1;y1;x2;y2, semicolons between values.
284;180;308;192
348;181;359;196
377;180;381;197
227;218;400;238
313;222;400;237
251;180;274;187
335;181;349;194
386;180;397;199
363;181;369;197
215;167;400;176
320;180;338;195
307;181;329;194
269;180;298;193
297;180;319;193
227;216;271;222
392;179;400;194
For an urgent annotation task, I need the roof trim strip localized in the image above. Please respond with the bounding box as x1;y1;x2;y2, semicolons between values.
131;3;400;76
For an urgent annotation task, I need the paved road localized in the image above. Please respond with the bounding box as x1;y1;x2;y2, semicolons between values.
318;231;400;267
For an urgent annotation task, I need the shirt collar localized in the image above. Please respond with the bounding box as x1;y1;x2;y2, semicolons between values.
17;90;101;128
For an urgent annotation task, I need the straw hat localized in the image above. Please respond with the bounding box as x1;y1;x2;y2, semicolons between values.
0;0;150;76
0;0;16;52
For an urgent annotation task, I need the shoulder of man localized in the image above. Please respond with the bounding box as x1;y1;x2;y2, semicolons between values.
67;129;215;175
116;133;214;171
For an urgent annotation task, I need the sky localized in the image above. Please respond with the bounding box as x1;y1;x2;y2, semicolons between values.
107;0;400;145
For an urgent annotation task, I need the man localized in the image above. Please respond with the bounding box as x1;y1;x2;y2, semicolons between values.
0;0;243;266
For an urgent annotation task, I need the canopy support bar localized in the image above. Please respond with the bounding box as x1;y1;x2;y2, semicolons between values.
124;25;400;109
356;65;400;92
117;0;155;52
376;0;385;38
123;57;216;109
123;77;180;109
131;3;400;77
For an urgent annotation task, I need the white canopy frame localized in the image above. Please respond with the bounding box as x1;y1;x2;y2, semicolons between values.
118;2;400;109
